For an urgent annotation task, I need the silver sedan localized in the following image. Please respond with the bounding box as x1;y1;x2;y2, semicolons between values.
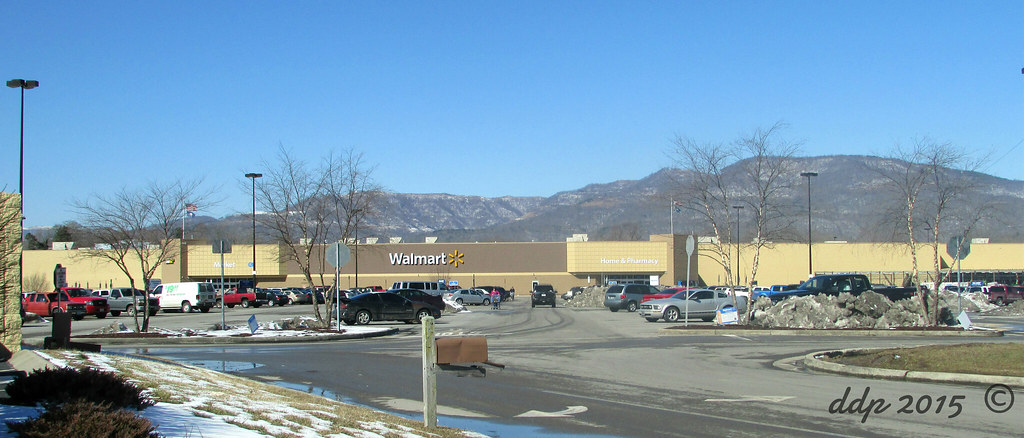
638;289;747;322
444;289;491;306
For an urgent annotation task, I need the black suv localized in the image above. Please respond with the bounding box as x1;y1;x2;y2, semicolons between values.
531;284;556;308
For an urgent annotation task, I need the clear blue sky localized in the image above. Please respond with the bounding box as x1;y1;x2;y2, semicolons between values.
3;1;1022;228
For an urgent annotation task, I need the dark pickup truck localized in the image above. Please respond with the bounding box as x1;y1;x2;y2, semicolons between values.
769;274;916;302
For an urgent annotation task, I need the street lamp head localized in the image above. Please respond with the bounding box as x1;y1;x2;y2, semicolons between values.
732;205;744;210
245;172;263;179
7;79;39;89
800;171;818;178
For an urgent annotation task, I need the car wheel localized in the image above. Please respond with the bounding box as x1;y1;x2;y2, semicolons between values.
456;298;464;305
286;298;292;305
609;307;618;312
148;311;158;317
531;301;535;308
664;307;680;322
645;317;659;322
356;310;372;325
701;316;715;322
73;315;84;321
180;302;192;313
96;313;107;319
996;297;1005;305
200;306;211;313
267;300;274;307
343;319;355;326
551;301;555;308
483;298;490;306
626;301;638;312
215;299;222;308
51;307;64;314
126;305;137;316
227;304;235;308
415;309;431;323
241;298;250;308
111;310;122;317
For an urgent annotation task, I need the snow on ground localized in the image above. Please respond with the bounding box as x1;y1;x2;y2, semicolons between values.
3;349;476;438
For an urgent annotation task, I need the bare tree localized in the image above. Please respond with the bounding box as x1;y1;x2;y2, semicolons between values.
669;123;799;315
321;150;384;318
256;146;383;327
874;139;986;325
733;124;800;294
256;146;331;323
73;179;213;332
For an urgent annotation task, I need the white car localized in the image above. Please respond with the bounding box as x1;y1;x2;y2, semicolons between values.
444;289;491;306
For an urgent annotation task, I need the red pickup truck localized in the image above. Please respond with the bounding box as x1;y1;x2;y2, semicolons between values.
22;292;91;320
219;288;269;308
56;288;110;318
987;285;1023;305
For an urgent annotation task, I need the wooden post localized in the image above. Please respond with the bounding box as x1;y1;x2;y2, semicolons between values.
422;316;436;428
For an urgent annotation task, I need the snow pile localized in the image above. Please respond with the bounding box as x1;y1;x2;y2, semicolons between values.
564;286;610;308
749;290;982;329
985;299;1024;316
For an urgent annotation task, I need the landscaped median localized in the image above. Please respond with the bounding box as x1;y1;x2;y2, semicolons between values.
803;344;1024;388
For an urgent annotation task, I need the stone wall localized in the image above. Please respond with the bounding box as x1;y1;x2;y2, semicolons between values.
0;193;21;357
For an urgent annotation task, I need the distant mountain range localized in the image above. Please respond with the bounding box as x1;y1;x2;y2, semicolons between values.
30;155;1024;245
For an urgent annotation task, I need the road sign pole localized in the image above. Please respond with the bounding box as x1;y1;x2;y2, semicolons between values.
685;235;695;327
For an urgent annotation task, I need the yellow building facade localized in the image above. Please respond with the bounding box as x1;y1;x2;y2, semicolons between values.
18;235;1024;295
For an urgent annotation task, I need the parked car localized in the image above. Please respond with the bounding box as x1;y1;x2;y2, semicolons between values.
93;288;158;317
445;289;490;306
769;274;917;302
339;292;441;325
639;289;748;323
987;285;1023;305
531;284;557;308
56;287;110;318
151;282;216;313
265;289;291;306
603;284;662;312
286;288;314;304
390;281;450;296
641;287;688;303
219;287;269;308
22;292;88;320
388;288;445;310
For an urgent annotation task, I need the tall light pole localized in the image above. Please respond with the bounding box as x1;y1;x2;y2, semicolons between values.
8;79;39;296
800;172;818;277
732;205;744;286
245;173;262;292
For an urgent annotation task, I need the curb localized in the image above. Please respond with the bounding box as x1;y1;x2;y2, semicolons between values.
658;327;1004;337
803;349;1024;388
25;328;399;347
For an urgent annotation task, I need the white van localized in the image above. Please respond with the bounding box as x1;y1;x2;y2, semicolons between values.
390;281;450;296
151;282;217;313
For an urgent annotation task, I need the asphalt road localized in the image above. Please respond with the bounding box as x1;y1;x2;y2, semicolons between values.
28;299;1024;438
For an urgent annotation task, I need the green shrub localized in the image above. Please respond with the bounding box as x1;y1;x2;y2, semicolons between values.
5;399;159;438
4;367;153;410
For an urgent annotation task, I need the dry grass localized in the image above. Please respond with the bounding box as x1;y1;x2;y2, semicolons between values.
826;343;1024;377
42;350;481;438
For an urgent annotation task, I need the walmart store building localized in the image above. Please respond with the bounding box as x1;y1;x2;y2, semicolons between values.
22;234;1024;293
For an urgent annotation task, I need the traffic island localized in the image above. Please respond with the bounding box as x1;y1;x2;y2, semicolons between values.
803;344;1024;387
658;325;1002;337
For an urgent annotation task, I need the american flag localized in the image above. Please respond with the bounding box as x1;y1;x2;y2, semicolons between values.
185;203;197;217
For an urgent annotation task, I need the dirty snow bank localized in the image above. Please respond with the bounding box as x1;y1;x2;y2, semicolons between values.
749;290;994;329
